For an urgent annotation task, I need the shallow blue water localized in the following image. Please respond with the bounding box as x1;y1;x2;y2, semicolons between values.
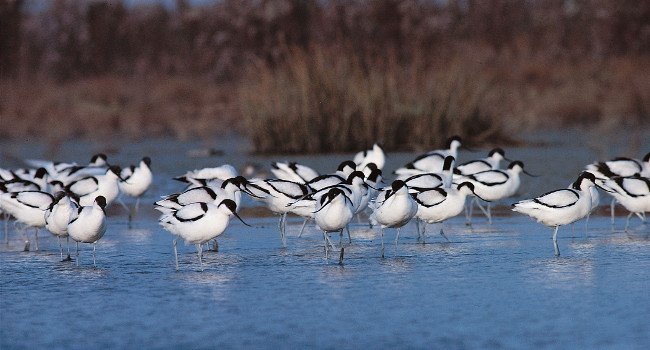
1;129;649;349
1;211;649;349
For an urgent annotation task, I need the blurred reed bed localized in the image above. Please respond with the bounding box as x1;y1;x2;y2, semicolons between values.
0;76;236;143
1;0;648;152
238;47;510;153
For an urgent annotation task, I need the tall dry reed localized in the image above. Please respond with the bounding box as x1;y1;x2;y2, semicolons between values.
238;46;512;153
1;0;648;152
0;76;236;142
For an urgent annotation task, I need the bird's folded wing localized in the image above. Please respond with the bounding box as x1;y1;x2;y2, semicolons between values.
533;189;579;208
67;177;99;196
15;191;53;209
471;171;508;186
174;203;207;222
413;188;447;207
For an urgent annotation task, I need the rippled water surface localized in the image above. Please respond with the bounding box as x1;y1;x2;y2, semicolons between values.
1;130;649;349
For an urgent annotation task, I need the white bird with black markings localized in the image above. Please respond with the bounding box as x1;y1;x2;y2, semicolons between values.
401;172;444;191
642;153;650;178
45;191;78;261
512;172;597;256
155;176;247;215
1;179;42;194
0;189;53;251
357;162;380;180
87;153;110;167
323;171;369;243
425;135;464;159
454;148;509;176
335;160;358;179
68;196;107;267
459;160;535;224
399;156;455;190
586;152;650;223
118;156;153;218
49;153;110;185
174;164;238;189
11;167;49;184
364;167;383;201
305;173;345;192
334;171;368;214
243;178;309;246
598;175;650;231
155;186;220;215
314;187;355;264
567;171;600;234
271;161;319;184
354;143;386;171
1;168;49;192
24;152;108;172
23;159;77;178
0;168;14;181
370;180;418;257
354;168;382;216
394;136;464;176
24;153;107;181
587;152;650;179
412;182;486;242
158;176;247;251
159;199;249;271
291;168;380;239
65;165;123;206
302;161;359;193
286;185;353;237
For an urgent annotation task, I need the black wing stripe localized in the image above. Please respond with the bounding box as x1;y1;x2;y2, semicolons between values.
413;188;447;208
174;203;207;223
617;176;650;198
533;189;579;208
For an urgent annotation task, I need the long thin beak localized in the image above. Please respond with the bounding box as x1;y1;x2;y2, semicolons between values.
241;183;273;199
296;192;313;201
173;176;188;183
523;170;539;177
595;183;614;193
471;189;490;202
383;190;396;201
366;183;379;191
409;185;437;193
241;188;265;199
232;211;252;227
313;195;335;214
503;156;513;162
462;145;478;152
286;194;313;207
